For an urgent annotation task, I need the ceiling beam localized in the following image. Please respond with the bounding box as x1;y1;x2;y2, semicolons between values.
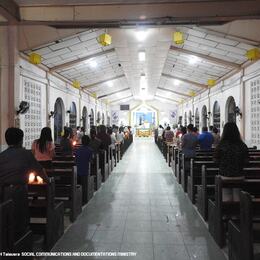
170;45;241;69
82;74;125;89
49;48;115;72
161;73;208;89
155;95;179;104
157;87;190;98
0;0;20;23
110;95;133;104
98;88;130;99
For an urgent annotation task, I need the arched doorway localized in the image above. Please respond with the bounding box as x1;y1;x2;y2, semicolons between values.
226;96;236;123
189;110;192;124
213;101;220;130
90;109;94;127
82;106;88;132
69;102;77;129
201;105;207;128
102;113;105;125
54;98;64;143
195;108;199;128
184;112;187;126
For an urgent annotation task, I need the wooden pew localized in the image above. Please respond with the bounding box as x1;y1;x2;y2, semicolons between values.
46;167;82;222
115;143;121;163
99;150;109;182
208;175;260;247
228;191;260;260
0;185;33;255
28;179;64;251
90;153;102;191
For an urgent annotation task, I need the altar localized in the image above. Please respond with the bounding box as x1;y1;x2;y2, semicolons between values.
136;128;152;137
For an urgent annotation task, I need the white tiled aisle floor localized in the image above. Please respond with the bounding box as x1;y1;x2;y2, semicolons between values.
50;138;226;260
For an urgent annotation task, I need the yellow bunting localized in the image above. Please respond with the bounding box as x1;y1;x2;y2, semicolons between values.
72;80;81;89
246;48;260;61
91;92;97;99
173;32;184;45
98;33;112;46
207;79;216;87
189;90;196;97
29;53;42;65
178;99;184;104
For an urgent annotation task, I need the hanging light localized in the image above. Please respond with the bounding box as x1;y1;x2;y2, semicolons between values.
98;33;112;46
136;30;147;42
246;48;260;61
173;32;184;45
207;79;216;87
29;53;42;65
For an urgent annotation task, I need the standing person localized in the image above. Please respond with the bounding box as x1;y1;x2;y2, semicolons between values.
116;127;125;145
96;125;111;151
198;126;214;151
76;126;82;143
32;127;55;169
214;122;248;201
181;124;198;159
164;126;174;143
192;127;199;136
108;128;117;165
89;128;101;154
0;128;49;241
60;129;73;156
212;126;220;148
158;125;164;139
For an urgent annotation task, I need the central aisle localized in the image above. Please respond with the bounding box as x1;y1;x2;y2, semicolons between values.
51;139;226;260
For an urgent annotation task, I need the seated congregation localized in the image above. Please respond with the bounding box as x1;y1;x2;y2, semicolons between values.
156;122;260;260
0;125;133;255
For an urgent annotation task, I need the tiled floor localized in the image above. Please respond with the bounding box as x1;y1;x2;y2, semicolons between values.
50;138;226;260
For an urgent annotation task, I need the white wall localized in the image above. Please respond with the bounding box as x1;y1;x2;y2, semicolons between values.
17;58;109;146
178;60;260;147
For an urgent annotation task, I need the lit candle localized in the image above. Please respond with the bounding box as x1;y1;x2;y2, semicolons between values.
73;141;77;146
36;176;43;184
28;173;35;184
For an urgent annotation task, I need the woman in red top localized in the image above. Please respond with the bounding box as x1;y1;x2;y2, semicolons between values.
32;127;55;169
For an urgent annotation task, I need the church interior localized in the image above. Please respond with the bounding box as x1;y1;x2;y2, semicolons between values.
1;1;260;259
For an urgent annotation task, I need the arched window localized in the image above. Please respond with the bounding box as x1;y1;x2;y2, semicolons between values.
82;106;88;132
201;105;207;128
69;102;77;129
213;101;220;130
189;110;192;124
90;109;94;127
226;96;236;123
195;108;199;128
54;98;64;143
97;111;101;125
102;113;105;125
184;112;187;126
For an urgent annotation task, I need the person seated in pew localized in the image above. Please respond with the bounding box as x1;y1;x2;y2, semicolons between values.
60;129;73;156
75;135;93;178
0;128;49;240
198;126;214;151
181;124;198;159
164;126;174;143
212;126;220;148
116;127;125;145
96;125;111;151
214;122;249;201
32;127;55;169
89;129;101;154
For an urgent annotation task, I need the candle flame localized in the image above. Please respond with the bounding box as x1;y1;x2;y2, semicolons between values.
28;173;35;184
36;176;43;184
73;141;77;146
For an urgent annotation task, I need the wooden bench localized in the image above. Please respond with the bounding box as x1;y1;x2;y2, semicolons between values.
99;150;109;182
46;167;82;222
90;153;102;191
28;179;64;251
228;191;260;260
208;176;260;247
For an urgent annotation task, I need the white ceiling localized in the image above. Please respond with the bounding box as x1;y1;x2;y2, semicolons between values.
23;23;260;104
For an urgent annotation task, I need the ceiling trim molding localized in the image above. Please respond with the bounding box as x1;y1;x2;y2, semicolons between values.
49;48;116;72
98;87;130;99
109;95;133;104
161;73;208;89
170;45;241;69
82;74;125;89
157;87;190;97
155;94;179;103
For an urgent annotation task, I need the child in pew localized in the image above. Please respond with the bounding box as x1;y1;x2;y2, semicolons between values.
32;127;55;169
214;122;249;201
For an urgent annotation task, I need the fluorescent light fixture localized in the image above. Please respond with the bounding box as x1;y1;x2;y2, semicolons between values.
138;51;146;61
107;81;113;87
174;79;180;86
189;56;199;65
136;30;147;42
89;60;98;68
